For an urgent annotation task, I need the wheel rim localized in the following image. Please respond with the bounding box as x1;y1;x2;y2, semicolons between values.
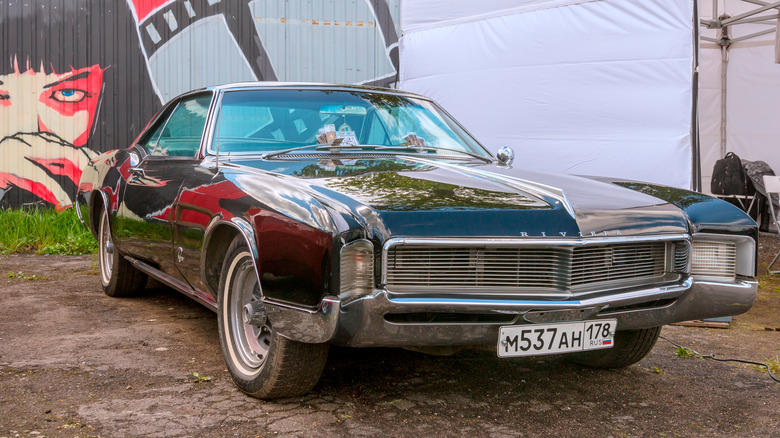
226;253;271;373
98;211;114;286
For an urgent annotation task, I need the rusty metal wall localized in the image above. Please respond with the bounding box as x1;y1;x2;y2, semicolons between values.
0;0;400;209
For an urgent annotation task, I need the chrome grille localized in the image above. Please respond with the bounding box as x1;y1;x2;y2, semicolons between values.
570;243;666;286
386;247;567;289
674;242;691;273
385;240;681;293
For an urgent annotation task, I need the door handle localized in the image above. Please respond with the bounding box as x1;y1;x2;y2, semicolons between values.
130;167;145;178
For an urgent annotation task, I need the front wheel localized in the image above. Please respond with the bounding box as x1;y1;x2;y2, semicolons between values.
98;208;147;297
565;326;661;369
217;236;328;399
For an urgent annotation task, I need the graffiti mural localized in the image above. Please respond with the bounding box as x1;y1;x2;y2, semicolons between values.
0;0;399;210
0;0;158;209
129;0;400;102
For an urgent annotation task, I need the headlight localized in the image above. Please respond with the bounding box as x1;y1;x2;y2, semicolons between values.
691;240;737;281
690;233;756;281
340;240;374;301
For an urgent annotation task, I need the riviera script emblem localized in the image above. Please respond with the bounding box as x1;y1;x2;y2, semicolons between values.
518;230;623;237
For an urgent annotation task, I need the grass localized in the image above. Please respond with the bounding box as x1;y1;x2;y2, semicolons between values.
675;347;699;358
190;372;212;383
756;355;780;375
0;208;97;255
7;271;46;280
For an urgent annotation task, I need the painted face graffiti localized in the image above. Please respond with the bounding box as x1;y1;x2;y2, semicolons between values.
0;61;103;209
0;63;104;145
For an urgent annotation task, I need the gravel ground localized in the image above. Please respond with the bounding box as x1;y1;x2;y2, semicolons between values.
0;235;778;437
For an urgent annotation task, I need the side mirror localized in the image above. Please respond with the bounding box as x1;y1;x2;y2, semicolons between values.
496;147;514;166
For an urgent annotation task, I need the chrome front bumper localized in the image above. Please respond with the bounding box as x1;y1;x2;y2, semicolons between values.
263;277;757;347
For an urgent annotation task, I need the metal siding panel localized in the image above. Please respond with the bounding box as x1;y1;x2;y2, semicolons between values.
0;0;400;209
249;0;395;84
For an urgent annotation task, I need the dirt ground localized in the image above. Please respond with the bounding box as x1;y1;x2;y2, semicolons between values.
0;236;779;438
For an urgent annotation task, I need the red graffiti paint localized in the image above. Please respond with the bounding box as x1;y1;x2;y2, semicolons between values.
38;65;104;147
0;173;61;209
0;89;10;107
130;0;176;22
34;158;84;185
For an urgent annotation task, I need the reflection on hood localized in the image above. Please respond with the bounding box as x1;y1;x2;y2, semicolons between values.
320;172;543;211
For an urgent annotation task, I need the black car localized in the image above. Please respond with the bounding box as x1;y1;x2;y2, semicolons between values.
77;83;757;399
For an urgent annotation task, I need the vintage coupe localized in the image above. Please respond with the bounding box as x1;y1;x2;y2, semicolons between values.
77;83;757;399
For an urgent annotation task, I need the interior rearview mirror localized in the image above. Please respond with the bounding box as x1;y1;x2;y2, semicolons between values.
320;104;367;116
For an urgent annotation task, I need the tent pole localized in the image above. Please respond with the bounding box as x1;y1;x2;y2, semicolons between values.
692;0;702;192
720;21;731;160
720;43;727;159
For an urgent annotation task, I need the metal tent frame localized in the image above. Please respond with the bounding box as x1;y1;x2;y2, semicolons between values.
700;1;780;161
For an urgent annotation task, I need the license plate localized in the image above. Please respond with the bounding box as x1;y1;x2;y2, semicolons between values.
497;319;617;358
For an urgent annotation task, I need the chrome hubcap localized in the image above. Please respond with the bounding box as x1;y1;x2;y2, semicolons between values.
98;212;113;286
229;257;271;369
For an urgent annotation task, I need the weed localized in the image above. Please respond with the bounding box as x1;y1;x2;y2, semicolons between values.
767;356;780;374
651;366;664;374
0;208;97;255
7;271;45;280
750;355;780;375
89;253;99;275
190;371;212;383
676;347;699;358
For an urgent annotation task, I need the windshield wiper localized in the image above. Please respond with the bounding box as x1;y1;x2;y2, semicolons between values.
262;143;365;159
263;143;492;163
372;145;492;163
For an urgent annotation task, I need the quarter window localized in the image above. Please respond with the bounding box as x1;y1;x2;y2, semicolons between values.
144;94;212;157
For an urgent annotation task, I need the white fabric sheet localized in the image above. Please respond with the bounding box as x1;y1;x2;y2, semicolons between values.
400;0;695;189
699;1;780;189
401;0;597;33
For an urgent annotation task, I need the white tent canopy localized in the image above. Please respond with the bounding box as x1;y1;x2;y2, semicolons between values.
699;0;780;190
399;0;697;189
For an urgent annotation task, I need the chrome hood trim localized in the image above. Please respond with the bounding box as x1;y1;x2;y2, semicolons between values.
404;156;576;218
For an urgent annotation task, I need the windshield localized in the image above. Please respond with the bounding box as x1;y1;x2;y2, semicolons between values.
210;89;490;158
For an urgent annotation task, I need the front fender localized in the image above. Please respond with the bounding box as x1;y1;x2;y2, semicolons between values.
200;215;261;298
612;182;757;237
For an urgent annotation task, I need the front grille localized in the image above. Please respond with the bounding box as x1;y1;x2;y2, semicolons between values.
385;240;681;294
674;242;691;273
570;243;666;286
385;247;568;289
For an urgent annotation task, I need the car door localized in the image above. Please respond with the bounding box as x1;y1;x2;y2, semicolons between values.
115;92;214;283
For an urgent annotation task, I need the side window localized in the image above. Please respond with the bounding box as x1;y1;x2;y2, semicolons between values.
139;107;174;153
147;94;212;157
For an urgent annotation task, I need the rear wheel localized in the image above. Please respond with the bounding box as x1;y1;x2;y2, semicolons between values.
98;208;147;297
217;236;328;399
566;326;661;368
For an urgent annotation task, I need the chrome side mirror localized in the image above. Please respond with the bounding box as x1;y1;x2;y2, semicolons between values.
496;147;514;166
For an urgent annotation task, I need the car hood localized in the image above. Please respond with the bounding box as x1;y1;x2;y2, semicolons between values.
225;156;690;238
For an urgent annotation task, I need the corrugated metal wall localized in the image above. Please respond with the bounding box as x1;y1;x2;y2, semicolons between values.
0;0;400;209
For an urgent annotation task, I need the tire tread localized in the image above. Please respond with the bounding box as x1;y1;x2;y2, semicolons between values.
566;326;661;369
218;236;328;399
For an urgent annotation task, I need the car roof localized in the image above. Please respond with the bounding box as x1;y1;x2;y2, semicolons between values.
183;81;429;100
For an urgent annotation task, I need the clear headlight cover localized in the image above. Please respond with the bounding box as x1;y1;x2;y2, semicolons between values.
340;240;374;301
691;240;737;281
